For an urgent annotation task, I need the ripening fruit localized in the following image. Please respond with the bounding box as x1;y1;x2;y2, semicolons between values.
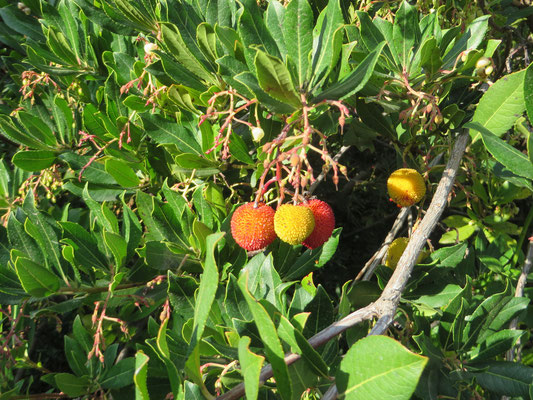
303;200;335;249
144;42;158;54
231;202;277;251
475;57;492;70
385;237;429;269
274;204;315;245
251;127;264;142
387;168;426;207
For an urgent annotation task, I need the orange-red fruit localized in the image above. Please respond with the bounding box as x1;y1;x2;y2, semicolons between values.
303;200;335;249
231;202;277;251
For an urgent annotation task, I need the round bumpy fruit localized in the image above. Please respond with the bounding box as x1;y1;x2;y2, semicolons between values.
274;204;315;245
303;200;335;249
231;202;277;251
387;168;426;207
385;237;429;269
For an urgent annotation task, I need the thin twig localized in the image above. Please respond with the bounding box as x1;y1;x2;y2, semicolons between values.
355;207;410;282
506;236;533;362
308;145;351;195
218;131;469;400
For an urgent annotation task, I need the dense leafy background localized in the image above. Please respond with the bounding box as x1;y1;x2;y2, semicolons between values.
1;0;533;399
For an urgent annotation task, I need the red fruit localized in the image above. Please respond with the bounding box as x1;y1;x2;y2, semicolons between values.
303;200;335;249
231;202;277;251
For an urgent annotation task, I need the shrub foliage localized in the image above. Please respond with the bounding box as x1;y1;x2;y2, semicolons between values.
1;0;533;399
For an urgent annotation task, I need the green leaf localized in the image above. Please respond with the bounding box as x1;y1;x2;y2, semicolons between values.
54;373;90;397
524;62;533;126
277;315;329;378
238;271;293;400
265;1;287;60
284;0;313;87
470;69;526;141
336;336;428;399
254;50;300;108
134;351;150;400
190;232;224;348
462;287;529;350
143;114;202;155
228;133;254;164
59;152;118;185
313;42;385;102
123;95;151;112
22;192;66;282
100;358;135;389
0;116;53;150
238;336;264;400
469;329;526;361
466;122;533;180
8;214;44;265
463;361;533;397
14;257;60;297
356;12;396;68
392;1;420;69
17;111;57;148
59;221;108;271
160;22;217;84
105;158;140;188
310;0;344;87
442;15;489;69
103;230;127;270
302;285;333;337
238;0;280;73
234;72;296;114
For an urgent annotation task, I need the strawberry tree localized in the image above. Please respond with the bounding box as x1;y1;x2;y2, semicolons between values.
0;0;533;399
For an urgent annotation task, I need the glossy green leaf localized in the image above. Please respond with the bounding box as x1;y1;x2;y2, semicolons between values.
442;15;489;69
105;158;140;188
12;150;56;172
313;42;385;102
277;315;329;378
100;357;135;389
470;69;526;141
190;232;224;348
160;23;217;84
310;0;344;87
462;361;533;397
143;114;202;155
54;374;90;397
524;62;533;127
134;350;150;400
238;336;264;400
392;1;419;69
336;335;428;399
22;192;66;282
284;0;313;87
238;271;292;400
469;329;526;361
254;50;300;108
466;122;533;180
14;257;60;297
0;116;54;150
8;214;44;265
59;221;108;271
103;230;127;270
265;1;287;60
238;0;280;73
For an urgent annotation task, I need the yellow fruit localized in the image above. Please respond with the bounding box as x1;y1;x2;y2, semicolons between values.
274;204;315;245
387;168;426;207
385;237;429;269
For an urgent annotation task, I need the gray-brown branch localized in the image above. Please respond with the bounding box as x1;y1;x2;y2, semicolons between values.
217;131;469;400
